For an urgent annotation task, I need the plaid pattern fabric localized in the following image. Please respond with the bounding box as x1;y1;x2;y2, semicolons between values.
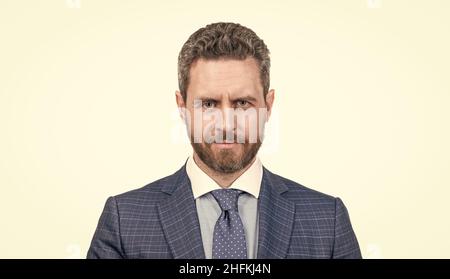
87;164;362;259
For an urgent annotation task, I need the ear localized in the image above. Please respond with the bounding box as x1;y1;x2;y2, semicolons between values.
175;90;186;120
265;89;275;121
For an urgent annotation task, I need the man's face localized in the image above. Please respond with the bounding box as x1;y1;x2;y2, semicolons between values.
176;57;274;173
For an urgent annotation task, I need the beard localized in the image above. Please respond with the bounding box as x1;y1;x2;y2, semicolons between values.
191;140;262;173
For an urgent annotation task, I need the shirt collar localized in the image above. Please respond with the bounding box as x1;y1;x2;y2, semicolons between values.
186;154;263;199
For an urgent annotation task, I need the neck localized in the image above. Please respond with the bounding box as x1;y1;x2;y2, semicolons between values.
193;152;256;188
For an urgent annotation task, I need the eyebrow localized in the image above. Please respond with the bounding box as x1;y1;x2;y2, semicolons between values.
195;95;258;102
231;95;258;102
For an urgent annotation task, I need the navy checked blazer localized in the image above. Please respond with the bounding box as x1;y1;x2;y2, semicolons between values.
87;163;362;259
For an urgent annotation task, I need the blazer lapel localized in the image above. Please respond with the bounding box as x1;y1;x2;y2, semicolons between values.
257;167;296;259
157;165;206;259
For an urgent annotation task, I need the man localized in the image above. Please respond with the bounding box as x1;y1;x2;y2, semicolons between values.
87;22;362;259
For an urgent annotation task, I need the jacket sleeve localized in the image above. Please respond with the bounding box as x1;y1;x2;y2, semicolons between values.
87;196;125;259
331;197;362;259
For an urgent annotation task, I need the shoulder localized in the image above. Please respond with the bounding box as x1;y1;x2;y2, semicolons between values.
112;165;184;208
263;167;338;210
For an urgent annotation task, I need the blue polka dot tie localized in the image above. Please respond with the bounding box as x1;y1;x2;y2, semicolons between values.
210;189;248;259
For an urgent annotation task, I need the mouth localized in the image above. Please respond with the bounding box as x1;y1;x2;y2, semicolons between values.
212;143;238;149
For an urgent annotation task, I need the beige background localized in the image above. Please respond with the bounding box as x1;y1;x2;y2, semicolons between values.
1;0;449;258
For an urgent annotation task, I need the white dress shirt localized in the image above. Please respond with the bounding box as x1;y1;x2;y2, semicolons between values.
185;154;263;258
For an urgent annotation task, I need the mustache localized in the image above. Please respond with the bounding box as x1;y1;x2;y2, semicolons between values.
192;135;262;145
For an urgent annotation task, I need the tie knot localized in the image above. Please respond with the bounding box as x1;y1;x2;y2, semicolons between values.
211;189;242;211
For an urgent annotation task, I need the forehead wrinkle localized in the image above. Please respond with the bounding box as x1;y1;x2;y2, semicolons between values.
188;58;264;101
195;89;260;102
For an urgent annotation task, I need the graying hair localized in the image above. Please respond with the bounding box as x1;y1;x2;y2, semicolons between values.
177;22;271;101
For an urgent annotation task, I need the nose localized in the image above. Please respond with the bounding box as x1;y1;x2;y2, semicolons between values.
214;107;236;143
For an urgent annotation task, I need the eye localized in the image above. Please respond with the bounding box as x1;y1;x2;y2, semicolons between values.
236;100;250;107
202;100;216;109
